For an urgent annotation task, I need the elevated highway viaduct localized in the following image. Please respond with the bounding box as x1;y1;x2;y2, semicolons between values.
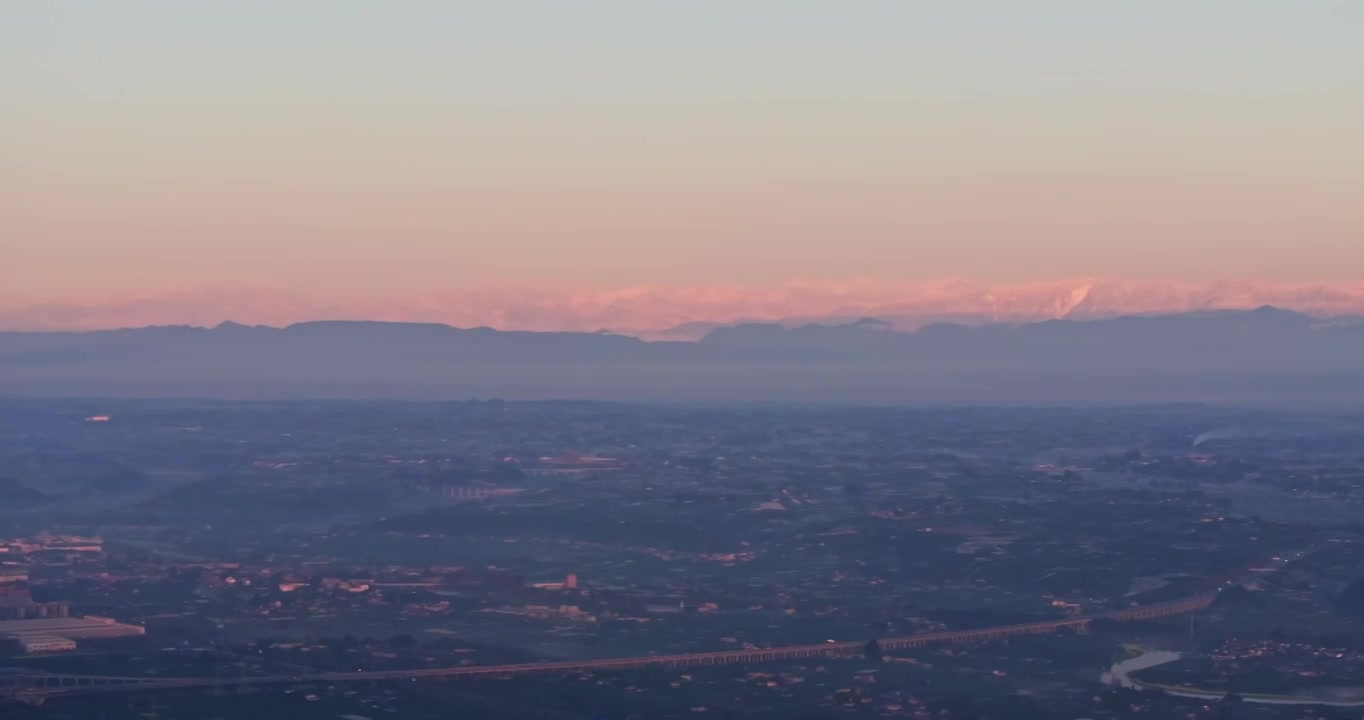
0;592;1217;702
3;545;1321;704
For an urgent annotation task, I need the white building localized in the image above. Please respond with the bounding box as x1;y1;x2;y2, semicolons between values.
0;615;145;654
17;633;78;653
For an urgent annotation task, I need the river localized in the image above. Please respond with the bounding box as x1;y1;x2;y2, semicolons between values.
1102;650;1364;707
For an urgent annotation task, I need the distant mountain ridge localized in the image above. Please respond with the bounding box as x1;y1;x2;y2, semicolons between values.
698;306;1364;368
6;279;1364;336
2;308;1362;403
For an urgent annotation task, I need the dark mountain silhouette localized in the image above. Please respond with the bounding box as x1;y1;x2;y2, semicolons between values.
0;476;52;508
701;306;1364;371
1335;577;1364;621
1;309;1361;403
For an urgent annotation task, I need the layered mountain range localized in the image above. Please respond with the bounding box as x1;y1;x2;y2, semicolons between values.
5;279;1364;337
3;307;1362;403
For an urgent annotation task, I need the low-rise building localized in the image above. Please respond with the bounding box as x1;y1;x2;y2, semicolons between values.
0;615;145;654
17;633;78;653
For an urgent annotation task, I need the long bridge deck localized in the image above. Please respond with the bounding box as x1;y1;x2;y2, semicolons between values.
4;546;1323;703
0;593;1216;701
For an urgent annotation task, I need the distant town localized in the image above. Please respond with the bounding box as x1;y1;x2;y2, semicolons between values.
2;399;1363;718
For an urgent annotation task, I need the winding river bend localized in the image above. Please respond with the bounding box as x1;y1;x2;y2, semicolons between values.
1102;650;1364;707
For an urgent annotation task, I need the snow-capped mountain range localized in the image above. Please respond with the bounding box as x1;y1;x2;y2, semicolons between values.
3;279;1362;337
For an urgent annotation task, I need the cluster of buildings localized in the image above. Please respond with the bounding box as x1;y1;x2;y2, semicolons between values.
0;616;145;654
0;586;69;620
0;587;143;654
1;534;104;554
530;573;579;591
0;534;144;654
527;454;624;476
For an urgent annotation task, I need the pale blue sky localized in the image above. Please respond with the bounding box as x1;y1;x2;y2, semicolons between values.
4;1;1362;302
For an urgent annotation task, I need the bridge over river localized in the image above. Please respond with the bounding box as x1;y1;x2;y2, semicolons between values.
1;548;1320;704
0;594;1216;703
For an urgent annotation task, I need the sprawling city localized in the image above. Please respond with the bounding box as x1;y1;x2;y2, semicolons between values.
2;399;1362;718
6;2;1363;718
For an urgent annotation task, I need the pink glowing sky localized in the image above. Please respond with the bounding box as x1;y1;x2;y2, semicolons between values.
5;280;1364;337
3;2;1362;331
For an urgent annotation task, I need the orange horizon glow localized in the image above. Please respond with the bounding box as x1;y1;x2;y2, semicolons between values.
4;3;1362;315
4;278;1364;334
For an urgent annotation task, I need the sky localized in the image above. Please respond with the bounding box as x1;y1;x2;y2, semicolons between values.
2;1;1363;328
